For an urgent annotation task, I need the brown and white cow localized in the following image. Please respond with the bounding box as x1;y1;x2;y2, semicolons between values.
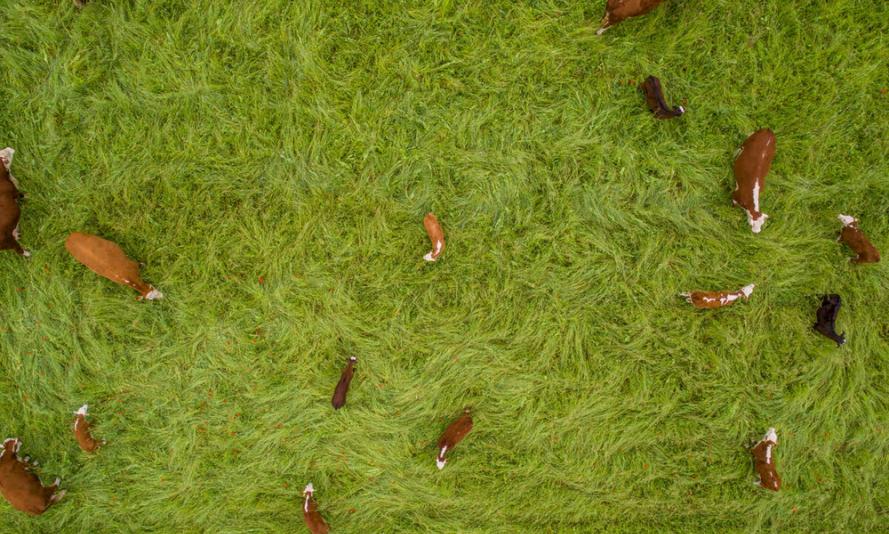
596;0;664;35
0;147;29;257
751;428;781;492
0;438;66;515
732;129;776;234
640;76;685;119
838;214;880;264
302;483;330;534
65;232;163;300
681;284;754;309
73;405;104;453
436;408;473;470
423;213;445;262
331;356;357;410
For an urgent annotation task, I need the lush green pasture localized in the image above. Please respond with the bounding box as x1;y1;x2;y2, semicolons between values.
1;1;887;532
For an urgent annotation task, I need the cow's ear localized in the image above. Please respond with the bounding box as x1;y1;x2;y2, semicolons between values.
0;147;13;169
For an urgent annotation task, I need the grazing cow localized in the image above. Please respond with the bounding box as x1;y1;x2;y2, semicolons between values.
436;408;473;470
680;284;754;309
0;438;66;515
596;0;664;35
640;76;685;119
302;483;330;534
65;232;163;300
751;428;781;492
423;213;445;262
73;405;104;452
331;356;357;410
813;294;845;347
838;214;880;264
732;129;776;234
0;147;29;257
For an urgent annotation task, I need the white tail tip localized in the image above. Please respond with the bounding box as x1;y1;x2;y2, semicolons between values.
145;288;163;300
740;284;755;297
75;404;89;416
838;214;856;226
303;482;314;494
436;458;446;470
764;428;778;444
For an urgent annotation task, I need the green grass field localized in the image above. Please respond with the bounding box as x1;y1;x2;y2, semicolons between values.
1;1;888;532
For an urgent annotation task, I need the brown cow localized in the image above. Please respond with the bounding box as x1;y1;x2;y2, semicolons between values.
423;213;445;262
596;0;664;35
751;428;781;492
65;232;163;300
73;404;104;453
0;438;66;515
640;76;685;119
0;147;29;257
680;284;755;309
732;129;776;234
331;356;357;410
302;483;330;534
436;408;473;470
838;214;880;264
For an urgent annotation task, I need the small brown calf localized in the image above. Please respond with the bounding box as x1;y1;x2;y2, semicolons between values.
596;0;664;35
436;408;473;470
331;356;357;410
65;232;163;300
838;215;880;264
732;129;776;234
0;147;29;257
751;428;781;492
640;76;685;119
681;284;755;309
73;404;104;453
302;483;330;534
423;213;445;262
0;438;65;515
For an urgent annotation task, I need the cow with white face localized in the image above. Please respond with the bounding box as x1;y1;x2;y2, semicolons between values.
0;438;66;515
732;129;776;234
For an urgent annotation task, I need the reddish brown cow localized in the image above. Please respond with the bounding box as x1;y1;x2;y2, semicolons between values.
681;284;754;309
436;408;473;470
596;0;664;35
423;213;445;262
302;483;330;534
838;214;880;264
65;232;163;300
751;428;781;492
732;129;776;234
73;405;104;453
640;76;685;119
0;438;66;515
0;147;29;257
331;356;357;410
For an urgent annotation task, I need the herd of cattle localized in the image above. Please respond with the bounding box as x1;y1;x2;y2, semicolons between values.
1;0;883;531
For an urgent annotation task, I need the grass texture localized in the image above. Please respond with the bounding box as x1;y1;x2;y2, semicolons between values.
1;1;888;532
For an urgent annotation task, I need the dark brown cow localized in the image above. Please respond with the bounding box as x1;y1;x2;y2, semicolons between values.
302;483;330;534
65;232;163;300
73;404;104;453
640;76;685;119
0;438;65;515
813;294;845;346
423;213;445;262
331;356;357;410
838;215;880;264
436;408;473;470
732;129;776;234
751;428;781;492
0;147;29;257
680;284;754;309
596;0;664;35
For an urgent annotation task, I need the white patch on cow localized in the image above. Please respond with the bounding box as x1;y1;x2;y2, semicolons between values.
0;147;14;169
747;210;767;233
76;404;89;416
677;106;686;114
838;214;856;227
436;446;448;470
752;181;761;212
764;443;773;464
423;251;437;262
22;250;31;258
303;483;314;512
764;427;777;444
145;288;163;300
740;284;755;298
595;26;609;36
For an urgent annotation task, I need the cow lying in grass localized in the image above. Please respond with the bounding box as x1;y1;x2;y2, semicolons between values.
0;147;29;257
751;428;781;492
65;232;163;300
681;284;755;309
73;404;105;452
838;214;880;264
0;438;65;515
436;408;473;470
